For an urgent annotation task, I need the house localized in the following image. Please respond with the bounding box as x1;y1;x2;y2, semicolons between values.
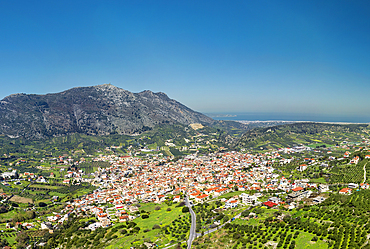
262;201;278;208
47;216;59;222
360;183;370;189
348;183;359;189
286;190;311;203
350;156;360;165
119;215;129;222
22;223;35;229
36;176;47;183
173;195;181;203
339;188;352;195
268;196;280;203
292;187;304;192
195;194;209;203
41;222;53;230
101;219;112;228
1;170;17;179
297;164;308;172
318;184;329;192
214;188;228;197
87;222;102;231
240;193;258;205
225;199;238;209
129;206;139;213
312;196;326;204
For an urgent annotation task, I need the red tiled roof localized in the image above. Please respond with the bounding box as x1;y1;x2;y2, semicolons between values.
263;201;278;208
292;187;304;192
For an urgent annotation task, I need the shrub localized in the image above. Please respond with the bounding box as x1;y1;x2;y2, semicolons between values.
155;206;161;211
177;202;185;207
153;224;161;229
141;214;149;219
167;208;172;211
127;222;137;228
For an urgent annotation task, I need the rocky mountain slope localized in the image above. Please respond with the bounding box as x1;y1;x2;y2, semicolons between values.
0;84;215;139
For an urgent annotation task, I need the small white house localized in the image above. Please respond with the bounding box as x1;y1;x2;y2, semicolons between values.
225;199;238;209
88;222;102;231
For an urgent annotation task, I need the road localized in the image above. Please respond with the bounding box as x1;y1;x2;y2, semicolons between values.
164;203;249;249
185;196;196;249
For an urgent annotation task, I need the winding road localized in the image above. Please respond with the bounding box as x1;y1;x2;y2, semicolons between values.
185;196;197;249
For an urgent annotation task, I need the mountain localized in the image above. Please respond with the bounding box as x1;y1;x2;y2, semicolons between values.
0;84;216;139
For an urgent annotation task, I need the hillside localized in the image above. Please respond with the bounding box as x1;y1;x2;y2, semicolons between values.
234;122;370;149
0;84;216;139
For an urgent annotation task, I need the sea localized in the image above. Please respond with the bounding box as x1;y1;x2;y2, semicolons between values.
206;112;370;124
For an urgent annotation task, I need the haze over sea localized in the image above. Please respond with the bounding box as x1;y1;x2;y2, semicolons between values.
208;112;370;124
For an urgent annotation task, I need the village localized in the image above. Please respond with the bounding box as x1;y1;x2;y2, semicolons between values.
0;136;369;249
3;145;363;235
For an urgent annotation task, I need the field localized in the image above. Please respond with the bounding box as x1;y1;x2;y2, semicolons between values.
9;195;33;204
328;159;368;184
0;209;18;221
295;233;327;249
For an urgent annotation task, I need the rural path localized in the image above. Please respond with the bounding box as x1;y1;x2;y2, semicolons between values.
363;162;368;183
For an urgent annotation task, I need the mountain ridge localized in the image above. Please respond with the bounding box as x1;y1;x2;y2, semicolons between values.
0;84;215;139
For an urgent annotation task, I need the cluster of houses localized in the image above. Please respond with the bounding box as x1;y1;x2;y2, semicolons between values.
36;149;339;230
1;143;364;233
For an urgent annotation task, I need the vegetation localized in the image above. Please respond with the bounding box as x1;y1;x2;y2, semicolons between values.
235;122;369;150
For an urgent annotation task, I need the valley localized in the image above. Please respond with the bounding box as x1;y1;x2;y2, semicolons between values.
0;121;369;249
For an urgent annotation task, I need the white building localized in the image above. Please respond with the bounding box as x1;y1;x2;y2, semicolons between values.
240;193;258;205
225;199;238;209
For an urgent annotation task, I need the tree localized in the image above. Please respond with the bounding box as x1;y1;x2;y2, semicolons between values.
39;202;47;207
182;207;189;213
222;215;229;223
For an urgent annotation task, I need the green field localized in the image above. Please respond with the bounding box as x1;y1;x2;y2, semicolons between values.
295;232;328;249
106;203;190;249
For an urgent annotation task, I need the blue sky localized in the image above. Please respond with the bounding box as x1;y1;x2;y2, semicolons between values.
1;0;370;119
